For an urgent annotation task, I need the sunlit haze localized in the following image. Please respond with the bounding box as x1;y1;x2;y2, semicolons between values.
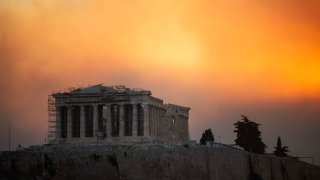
1;0;320;165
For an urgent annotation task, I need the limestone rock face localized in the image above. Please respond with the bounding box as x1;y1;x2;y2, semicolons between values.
0;147;319;180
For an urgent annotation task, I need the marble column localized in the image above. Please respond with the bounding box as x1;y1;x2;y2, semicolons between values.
102;105;107;137
80;105;85;138
160;108;163;139
153;107;156;137
186;117;189;141
148;105;152;136
143;104;149;137
67;106;72;139
156;107;159;137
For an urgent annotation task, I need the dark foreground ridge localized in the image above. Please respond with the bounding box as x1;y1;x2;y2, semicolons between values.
0;145;319;180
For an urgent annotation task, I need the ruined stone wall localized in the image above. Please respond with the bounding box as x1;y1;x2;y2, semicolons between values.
51;85;190;145
1;146;319;180
164;104;190;144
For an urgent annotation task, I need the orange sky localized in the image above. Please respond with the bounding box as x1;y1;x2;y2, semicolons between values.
0;0;320;164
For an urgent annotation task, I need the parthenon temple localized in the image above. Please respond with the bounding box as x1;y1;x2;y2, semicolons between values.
49;84;190;145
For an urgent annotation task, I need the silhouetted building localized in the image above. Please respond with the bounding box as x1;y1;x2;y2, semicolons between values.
49;84;190;145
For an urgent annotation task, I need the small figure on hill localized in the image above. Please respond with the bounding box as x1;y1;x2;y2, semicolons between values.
234;115;266;154
274;137;289;157
200;129;214;145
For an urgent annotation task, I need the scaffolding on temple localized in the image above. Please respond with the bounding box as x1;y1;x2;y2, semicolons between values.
47;94;57;143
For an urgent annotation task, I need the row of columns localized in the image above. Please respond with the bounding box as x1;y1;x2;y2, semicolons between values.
149;105;166;139
149;105;190;143
173;114;189;142
56;103;149;139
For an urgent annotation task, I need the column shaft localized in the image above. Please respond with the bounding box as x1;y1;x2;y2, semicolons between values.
155;107;158;138
158;108;162;138
143;104;149;136
102;105;107;137
186;117;189;141
148;106;152;136
152;106;156;137
106;104;112;137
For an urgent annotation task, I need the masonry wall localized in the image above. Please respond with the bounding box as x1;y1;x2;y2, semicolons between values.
164;104;189;144
1;147;319;180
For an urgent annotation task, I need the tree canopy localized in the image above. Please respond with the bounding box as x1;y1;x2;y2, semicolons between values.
200;129;214;145
274;137;289;157
234;115;266;154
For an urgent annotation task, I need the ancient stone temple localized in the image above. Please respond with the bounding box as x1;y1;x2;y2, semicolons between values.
49;84;190;145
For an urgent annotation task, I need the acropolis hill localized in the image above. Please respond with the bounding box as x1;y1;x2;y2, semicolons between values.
1;146;320;179
0;85;319;180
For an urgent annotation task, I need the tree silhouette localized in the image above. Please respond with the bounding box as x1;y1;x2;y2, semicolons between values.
274;137;289;157
200;129;214;145
234;115;266;154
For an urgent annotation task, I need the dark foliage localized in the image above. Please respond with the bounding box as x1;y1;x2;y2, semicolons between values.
44;154;56;177
274;137;289;157
91;154;102;161
27;161;42;177
250;173;262;180
107;155;119;173
200;129;214;145
234;115;266;154
10;159;16;170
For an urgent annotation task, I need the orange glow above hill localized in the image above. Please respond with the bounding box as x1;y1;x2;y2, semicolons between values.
1;0;319;103
0;0;320;105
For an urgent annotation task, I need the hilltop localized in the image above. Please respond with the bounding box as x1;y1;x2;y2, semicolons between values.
0;144;319;180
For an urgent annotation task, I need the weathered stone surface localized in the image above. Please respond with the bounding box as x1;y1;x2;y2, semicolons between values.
52;84;190;145
1;146;319;180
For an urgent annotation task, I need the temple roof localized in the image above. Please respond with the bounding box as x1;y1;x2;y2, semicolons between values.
53;84;151;96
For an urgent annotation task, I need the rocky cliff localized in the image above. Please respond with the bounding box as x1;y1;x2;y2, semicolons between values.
0;146;319;180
